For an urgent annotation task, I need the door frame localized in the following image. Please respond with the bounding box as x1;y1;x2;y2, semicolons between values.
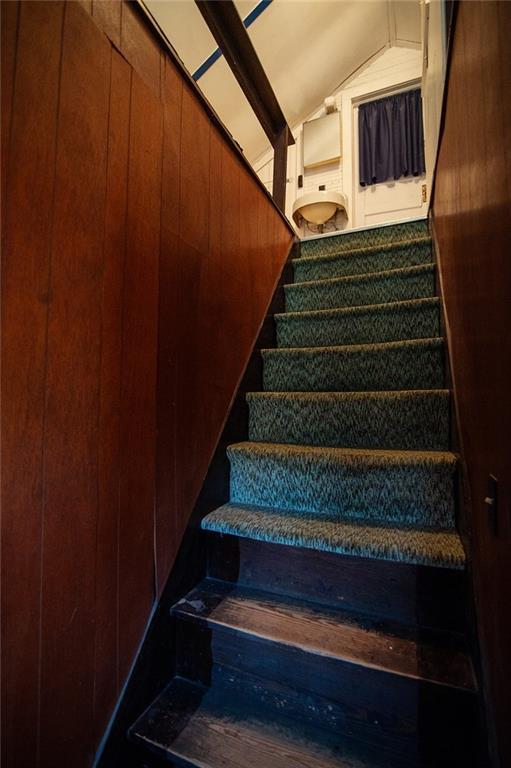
340;77;422;228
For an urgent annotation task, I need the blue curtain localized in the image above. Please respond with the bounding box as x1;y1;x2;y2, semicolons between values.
359;89;425;187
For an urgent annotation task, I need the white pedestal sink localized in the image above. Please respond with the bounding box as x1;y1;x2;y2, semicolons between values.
292;191;348;228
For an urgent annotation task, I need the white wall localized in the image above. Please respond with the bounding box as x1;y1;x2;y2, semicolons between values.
421;0;448;192
254;45;425;233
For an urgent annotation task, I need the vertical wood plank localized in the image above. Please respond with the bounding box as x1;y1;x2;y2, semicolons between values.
179;85;211;251
93;48;131;739
239;172;260;329
92;0;121;46
173;88;211;531
156;58;183;595
120;1;160;97
38;2;111;764
118;70;162;683
0;0;19;206
272;127;288;212
199;126;224;440
220;145;241;361
0;3;63;765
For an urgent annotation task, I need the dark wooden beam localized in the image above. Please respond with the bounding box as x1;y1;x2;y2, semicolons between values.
133;2;294;230
195;0;293;147
272;126;289;212
195;0;293;211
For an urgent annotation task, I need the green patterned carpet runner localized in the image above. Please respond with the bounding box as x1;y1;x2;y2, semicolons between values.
203;219;464;569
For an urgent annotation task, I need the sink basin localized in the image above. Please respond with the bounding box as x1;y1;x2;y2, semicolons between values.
292;191;348;226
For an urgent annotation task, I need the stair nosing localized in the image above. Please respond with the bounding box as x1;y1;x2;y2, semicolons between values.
285;261;434;291
227;441;457;465
261;336;443;355
246;388;451;400
295;234;432;267
275;296;440;322
202;502;466;570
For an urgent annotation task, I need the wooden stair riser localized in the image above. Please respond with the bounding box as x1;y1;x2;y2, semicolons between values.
207;534;467;633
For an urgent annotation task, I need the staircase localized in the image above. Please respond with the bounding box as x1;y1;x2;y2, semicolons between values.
128;220;482;767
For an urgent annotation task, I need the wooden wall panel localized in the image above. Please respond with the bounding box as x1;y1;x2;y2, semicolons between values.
92;0;121;47
118;70;162;682
38;4;111;762
0;0;18;203
432;3;511;766
200;127;224;444
93;48;131;738
174;87;212;531
120;1;160;97
1;3;64;765
156;58;183;595
180;86;211;251
1;2;295;766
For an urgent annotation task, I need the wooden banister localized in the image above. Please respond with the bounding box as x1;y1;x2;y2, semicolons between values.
195;0;294;211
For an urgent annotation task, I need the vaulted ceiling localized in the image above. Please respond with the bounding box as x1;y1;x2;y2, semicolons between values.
145;0;421;162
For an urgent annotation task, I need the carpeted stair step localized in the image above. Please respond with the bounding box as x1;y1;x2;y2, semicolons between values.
129;676;392;768
294;237;432;283
285;263;435;312
201;503;465;569
276;297;440;348
227;442;456;529
247;390;450;450
262;337;444;392
300;219;429;259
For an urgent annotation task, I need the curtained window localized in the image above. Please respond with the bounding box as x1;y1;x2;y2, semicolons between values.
358;88;426;187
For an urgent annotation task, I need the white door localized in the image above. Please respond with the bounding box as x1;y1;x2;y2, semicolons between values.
352;104;427;228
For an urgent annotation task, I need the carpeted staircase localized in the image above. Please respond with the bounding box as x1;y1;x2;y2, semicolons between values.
129;220;481;767
202;219;463;569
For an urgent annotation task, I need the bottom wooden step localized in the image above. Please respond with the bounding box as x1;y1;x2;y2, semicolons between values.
130;676;395;768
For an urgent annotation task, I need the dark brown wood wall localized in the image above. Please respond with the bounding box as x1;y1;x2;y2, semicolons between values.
431;3;511;766
0;2;294;766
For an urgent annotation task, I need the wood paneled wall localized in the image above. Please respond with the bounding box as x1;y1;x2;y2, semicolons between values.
431;3;511;766
1;3;294;766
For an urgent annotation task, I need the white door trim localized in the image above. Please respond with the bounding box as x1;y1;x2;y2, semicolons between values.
349;78;424;228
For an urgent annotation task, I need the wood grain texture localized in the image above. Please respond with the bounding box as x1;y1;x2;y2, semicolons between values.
92;0;121;47
118;68;162;684
0;0;18;205
1;1;294;764
120;0;160;97
156;57;183;596
175;581;475;690
1;3;64;765
93;47;131;739
208;534;467;632
38;3;110;762
432;3;511;766
131;677;353;768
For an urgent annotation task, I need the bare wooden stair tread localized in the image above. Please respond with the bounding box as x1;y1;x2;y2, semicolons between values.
173;579;475;691
129;676;390;768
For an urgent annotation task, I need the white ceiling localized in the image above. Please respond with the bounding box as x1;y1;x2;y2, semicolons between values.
145;0;421;162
